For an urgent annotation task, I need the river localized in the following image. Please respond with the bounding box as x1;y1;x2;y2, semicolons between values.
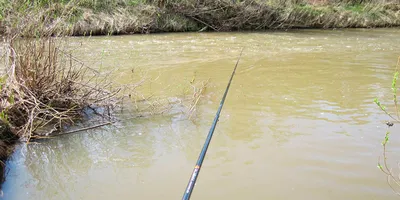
2;28;400;199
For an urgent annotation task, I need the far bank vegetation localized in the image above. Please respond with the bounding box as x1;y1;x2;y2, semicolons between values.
0;0;399;37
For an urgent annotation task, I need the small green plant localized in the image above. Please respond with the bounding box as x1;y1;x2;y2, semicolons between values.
0;0;11;21
295;4;324;17
344;4;364;13
0;76;6;91
375;56;400;196
0;111;8;125
128;0;146;6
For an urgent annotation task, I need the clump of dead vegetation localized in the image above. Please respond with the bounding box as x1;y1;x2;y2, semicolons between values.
1;37;120;141
0;0;130;142
167;0;279;31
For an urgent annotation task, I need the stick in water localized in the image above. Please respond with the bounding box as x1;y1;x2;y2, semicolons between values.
182;48;244;200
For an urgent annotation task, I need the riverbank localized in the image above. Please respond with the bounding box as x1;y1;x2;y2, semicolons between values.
0;0;399;36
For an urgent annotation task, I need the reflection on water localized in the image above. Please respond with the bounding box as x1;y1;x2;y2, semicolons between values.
2;28;400;200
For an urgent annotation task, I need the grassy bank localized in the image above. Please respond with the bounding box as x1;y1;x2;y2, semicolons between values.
0;0;399;36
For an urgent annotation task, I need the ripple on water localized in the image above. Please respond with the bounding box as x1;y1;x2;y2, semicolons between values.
3;29;400;200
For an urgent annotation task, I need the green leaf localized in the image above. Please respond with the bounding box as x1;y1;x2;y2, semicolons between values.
374;98;380;106
378;163;383;170
382;131;390;145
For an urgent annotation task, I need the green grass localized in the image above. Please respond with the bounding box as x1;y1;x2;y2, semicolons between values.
345;4;364;13
295;4;325;17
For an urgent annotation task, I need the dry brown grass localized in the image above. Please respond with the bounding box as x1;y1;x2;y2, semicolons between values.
278;1;400;28
72;6;159;35
1;37;120;141
166;0;400;30
1;1;77;37
167;0;280;31
2;0;398;37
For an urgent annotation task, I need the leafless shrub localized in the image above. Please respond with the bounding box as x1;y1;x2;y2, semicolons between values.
1;37;121;141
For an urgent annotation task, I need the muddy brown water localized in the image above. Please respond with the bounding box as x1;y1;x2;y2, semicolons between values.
2;29;400;200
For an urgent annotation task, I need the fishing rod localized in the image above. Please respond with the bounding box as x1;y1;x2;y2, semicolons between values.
182;49;244;200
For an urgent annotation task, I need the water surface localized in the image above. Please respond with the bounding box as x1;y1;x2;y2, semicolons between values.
2;28;400;200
